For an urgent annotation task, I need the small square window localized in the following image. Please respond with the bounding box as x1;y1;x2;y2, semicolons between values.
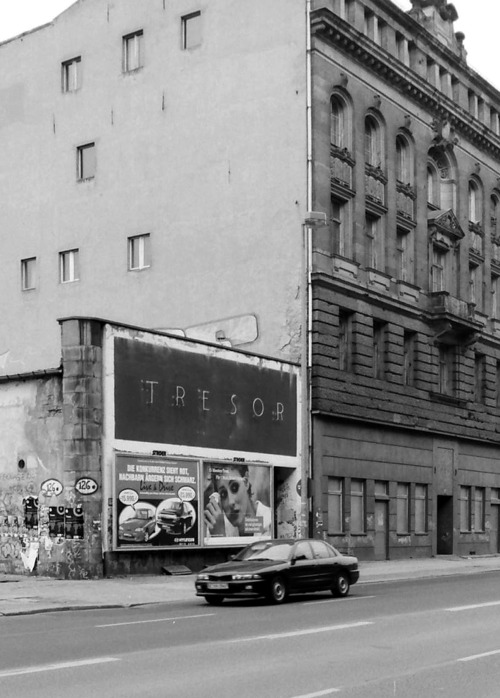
60;249;79;283
128;234;151;270
123;30;143;72
77;143;96;181
182;12;202;50
61;56;81;92
21;257;37;291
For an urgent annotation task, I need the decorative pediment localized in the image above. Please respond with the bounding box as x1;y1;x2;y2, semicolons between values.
428;209;464;246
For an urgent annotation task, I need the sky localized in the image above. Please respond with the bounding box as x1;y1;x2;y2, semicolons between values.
0;0;498;88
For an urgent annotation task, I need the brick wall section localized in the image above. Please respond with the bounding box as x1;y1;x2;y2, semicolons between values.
312;284;500;444
58;318;104;578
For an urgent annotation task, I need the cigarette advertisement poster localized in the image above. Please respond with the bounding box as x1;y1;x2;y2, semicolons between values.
202;462;272;545
115;455;199;548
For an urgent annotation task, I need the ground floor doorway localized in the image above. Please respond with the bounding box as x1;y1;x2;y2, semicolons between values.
437;495;453;554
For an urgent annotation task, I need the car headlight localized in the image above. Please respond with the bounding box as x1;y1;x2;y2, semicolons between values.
197;574;209;581
231;573;263;581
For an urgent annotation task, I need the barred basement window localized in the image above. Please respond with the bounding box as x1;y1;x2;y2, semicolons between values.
350;480;365;533
327;477;343;533
414;484;428;533
460;486;472;532
396;483;410;534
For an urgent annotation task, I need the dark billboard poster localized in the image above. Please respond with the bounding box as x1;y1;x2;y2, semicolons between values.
115;454;199;548
114;337;297;456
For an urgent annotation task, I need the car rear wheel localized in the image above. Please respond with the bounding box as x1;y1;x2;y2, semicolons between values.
331;572;350;597
267;576;288;604
204;596;224;605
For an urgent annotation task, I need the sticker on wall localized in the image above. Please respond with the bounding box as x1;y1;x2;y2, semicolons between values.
75;477;98;495
40;479;63;497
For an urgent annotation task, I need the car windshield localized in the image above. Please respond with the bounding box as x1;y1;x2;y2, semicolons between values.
135;510;151;520
235;541;294;562
163;501;182;513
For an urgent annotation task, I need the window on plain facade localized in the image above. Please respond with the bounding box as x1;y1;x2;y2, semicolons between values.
473;488;485;531
469;262;482;309
123;30;143;72
396;483;410;534
431;245;447;292
366;213;383;270
414;484;428;533
396;227;413;282
182;11;202;50
474;353;486;403
61;56;81;92
438;345;455;396
331;196;351;257
338;309;353;372
327;477;343;533
59;249;79;283
460;486;472;531
21;257;36;291
128;234;151;270
373;320;386;380
350;480;365;533
403;331;416;387
77;143;96;181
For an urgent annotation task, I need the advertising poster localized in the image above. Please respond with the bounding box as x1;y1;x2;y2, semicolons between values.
202;462;272;545
115;454;199;548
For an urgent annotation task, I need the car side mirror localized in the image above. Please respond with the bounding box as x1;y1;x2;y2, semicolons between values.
292;554;308;563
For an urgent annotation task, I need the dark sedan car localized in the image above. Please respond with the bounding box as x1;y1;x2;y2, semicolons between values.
195;538;359;605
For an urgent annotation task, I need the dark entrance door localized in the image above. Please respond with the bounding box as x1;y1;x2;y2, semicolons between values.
490;505;500;554
437;495;453;554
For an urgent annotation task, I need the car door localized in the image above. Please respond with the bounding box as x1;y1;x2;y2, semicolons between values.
287;541;317;592
310;540;340;590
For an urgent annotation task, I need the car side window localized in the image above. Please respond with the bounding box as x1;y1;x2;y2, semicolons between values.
310;540;335;559
294;541;314;560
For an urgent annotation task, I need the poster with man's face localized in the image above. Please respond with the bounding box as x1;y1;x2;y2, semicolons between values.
115;455;199;548
202;462;272;545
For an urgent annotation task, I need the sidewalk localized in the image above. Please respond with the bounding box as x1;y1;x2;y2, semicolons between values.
1;555;499;616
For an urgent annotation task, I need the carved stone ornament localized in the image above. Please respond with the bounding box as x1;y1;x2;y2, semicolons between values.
428;208;464;246
431;118;459;153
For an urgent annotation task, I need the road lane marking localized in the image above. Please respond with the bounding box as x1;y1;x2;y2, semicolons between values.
445;601;500;612
458;649;500;663
235;620;373;642
96;613;215;628
289;689;340;697
304;595;376;605
0;657;119;678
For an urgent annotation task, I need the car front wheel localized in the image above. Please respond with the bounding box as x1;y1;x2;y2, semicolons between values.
267;576;288;604
332;572;350;597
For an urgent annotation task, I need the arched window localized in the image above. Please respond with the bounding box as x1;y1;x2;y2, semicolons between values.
491;192;500;239
396;134;413;185
331;96;345;149
468;178;482;225
427;163;439;208
365;114;382;167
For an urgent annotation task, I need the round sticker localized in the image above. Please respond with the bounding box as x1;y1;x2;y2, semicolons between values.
119;489;139;506
177;486;196;502
40;479;63;497
75;477;98;495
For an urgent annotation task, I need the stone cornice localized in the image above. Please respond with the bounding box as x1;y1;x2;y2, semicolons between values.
311;8;500;162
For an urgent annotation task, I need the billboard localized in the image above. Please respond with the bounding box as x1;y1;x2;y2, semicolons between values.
114;337;297;456
202;462;272;545
115;455;199;548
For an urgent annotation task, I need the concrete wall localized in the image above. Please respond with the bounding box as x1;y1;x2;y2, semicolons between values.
0;0;308;375
0;374;64;575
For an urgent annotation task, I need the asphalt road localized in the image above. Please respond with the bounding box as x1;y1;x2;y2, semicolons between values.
2;572;500;698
